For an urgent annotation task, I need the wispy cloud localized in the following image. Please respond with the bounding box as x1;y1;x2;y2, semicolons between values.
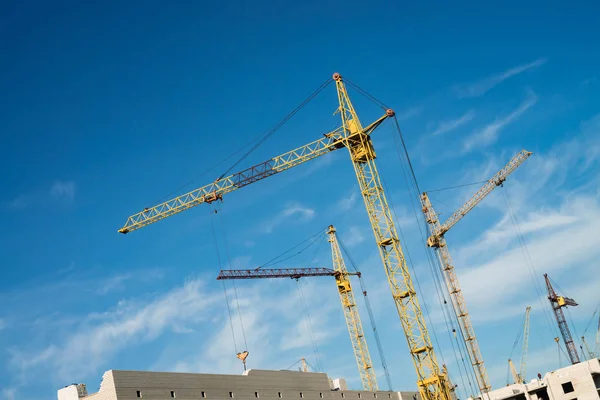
259;202;316;234
455;58;547;98
0;318;5;331
1;388;16;400
94;273;132;295
163;279;341;376
10;279;222;381
395;106;423;121
4;180;77;210
342;226;366;247
463;91;537;152
50;180;76;202
337;191;358;212
430;110;475;136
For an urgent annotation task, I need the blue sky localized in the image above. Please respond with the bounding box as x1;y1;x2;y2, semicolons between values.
1;1;600;399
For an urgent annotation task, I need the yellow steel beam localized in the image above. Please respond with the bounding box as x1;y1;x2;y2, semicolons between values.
428;149;532;243
332;74;452;400
327;225;378;391
119;116;388;234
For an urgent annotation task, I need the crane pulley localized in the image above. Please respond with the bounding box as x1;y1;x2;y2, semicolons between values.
119;73;452;400
421;149;532;394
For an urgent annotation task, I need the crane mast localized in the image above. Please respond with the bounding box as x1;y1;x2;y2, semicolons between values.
544;274;580;365
120;73;453;400
421;150;532;394
520;306;531;382
596;316;600;358
332;74;451;400
508;359;520;384
327;225;378;391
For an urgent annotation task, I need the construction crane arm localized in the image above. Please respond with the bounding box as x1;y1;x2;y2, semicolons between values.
428;149;532;241
216;267;359;280
119;114;390;234
508;359;521;384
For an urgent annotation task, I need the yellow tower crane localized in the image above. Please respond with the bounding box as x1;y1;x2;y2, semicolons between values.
119;73;452;400
217;225;379;390
520;306;531;382
421;149;532;395
508;306;531;384
327;224;378;391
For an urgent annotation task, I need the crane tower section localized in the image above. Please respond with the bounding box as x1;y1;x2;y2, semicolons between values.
544;274;580;365
421;149;531;394
327;225;378;391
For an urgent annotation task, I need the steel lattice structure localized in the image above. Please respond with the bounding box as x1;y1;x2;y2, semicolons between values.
421;149;532;394
544;274;580;365
119;73;453;400
327;225;378;391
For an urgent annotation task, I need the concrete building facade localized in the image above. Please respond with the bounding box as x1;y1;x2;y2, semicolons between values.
485;358;600;400
58;369;421;400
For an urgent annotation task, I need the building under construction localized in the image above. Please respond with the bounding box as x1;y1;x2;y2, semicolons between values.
66;72;599;400
486;358;600;400
57;369;420;400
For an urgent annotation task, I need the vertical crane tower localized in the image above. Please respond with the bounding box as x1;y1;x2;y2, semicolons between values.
119;73;452;400
327;225;378;391
544;274;580;365
421;149;532;394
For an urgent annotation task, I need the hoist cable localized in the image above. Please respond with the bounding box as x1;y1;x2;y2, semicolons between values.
338;237;393;391
215;203;249;350
582;302;600;336
501;189;559;341
217;78;332;180
284;359;302;371
344;79;389;110
296;280;323;372
257;228;326;269
209;208;238;354
508;312;527;360
391;114;477;396
425;180;489;194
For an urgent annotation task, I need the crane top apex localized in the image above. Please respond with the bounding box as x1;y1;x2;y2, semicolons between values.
333;72;342;81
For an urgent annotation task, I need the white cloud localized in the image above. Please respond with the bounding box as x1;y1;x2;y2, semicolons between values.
10;279;222;381
430;110;475;136
1;388;16;400
169;279;342;375
342;226;366;247
435;120;600;326
95;273;132;295
396;106;422;121
50;180;76;201
259;202;316;233
456;195;600;319
337;191;358;212
463;91;537;152
455;58;547;98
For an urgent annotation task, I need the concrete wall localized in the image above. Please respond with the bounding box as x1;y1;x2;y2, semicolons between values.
485;359;600;400
111;369;399;400
544;358;600;400
74;369;404;400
